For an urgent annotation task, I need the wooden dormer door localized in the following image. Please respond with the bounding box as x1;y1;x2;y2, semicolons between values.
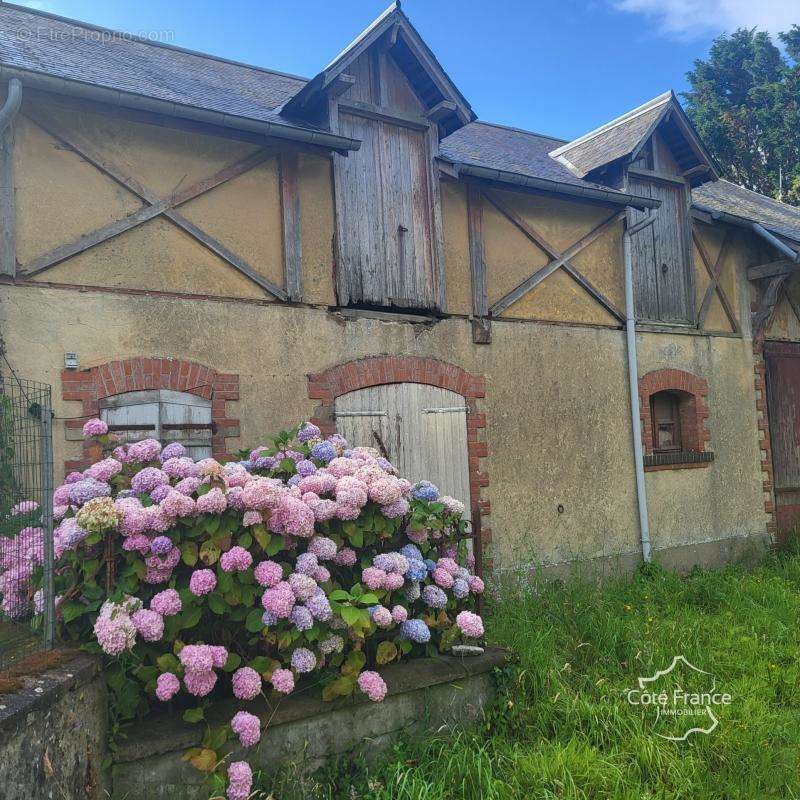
332;49;443;311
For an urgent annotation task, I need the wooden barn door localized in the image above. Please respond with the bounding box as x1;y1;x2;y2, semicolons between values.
334;383;471;518
765;342;800;538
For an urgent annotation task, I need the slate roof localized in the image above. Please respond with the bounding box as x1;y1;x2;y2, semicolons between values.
440;122;611;191
0;3;308;125
549;93;672;178
692;180;800;245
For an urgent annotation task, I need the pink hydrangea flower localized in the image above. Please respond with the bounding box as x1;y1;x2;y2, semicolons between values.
383;572;405;591
308;536;337;561
254;560;283;587
84;458;122;482
150;588;181;616
227;761;253;800
334;476;368;508
179;644;213;673
127;438;162;462
288;572;317;601
189;569;217;596
230;710;261;747
456;610;484;638
312;565;331;583
242;510;262;527
156;672;180;701
220;546;253;573
362;567;387;591
370;606;392;627
270;668;295;694
184;669;217;697
131;609;164;642
391;605;408;623
210;645;229;669
468;575;485;594
358;670;388;702
231;667;262;700
271;495;314;538
381;497;410;518
196;487;228;514
82;418;108;437
432;568;455;589
161;456;198;479
334;547;357;567
261;581;295;618
241;477;284;510
160;490;196;518
437;557;460;576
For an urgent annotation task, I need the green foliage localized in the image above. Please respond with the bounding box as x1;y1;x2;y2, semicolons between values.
256;555;800;799
683;26;800;204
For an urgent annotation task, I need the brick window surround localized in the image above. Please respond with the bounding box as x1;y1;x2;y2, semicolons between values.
639;368;712;471
307;355;491;555
61;357;239;471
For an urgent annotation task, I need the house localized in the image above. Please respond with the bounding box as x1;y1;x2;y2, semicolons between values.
1;1;799;577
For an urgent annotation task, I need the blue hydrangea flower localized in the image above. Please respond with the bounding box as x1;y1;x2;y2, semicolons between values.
411;481;439;502
290;605;314;631
254;455;278;470
311;441;337;463
405;581;421;602
406;559;427;582
296;459;317;477
238;459;255;471
424;559;437;573
150;535;173;555
422;585;448;609
306;590;332;622
401;618;431;643
453;578;470;599
262;609;278;626
400;543;423;562
287;475;302;487
298;423;322;443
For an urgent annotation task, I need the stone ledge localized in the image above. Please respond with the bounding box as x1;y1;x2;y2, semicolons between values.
0;651;100;738
115;646;508;765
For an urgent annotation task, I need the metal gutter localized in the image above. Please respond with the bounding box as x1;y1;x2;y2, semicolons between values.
623;208;658;563
454;162;660;210
0;78;22;132
692;201;800;261
0;66;361;154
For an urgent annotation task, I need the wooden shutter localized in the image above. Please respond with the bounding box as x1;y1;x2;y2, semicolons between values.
628;177;693;323
100;389;212;459
335;112;438;310
334;383;470;518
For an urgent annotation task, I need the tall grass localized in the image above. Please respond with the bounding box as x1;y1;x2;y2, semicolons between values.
258;555;800;799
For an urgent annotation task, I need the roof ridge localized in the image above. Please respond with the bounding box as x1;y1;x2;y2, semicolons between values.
550;90;672;155
0;1;310;83
471;119;567;143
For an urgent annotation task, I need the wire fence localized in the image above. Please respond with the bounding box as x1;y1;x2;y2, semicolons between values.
0;371;55;670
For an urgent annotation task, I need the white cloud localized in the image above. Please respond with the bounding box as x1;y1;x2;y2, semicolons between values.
613;0;799;39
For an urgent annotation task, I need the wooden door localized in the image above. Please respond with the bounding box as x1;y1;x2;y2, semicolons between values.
335;112;438;310
628;177;693;323
334;383;471;517
765;342;800;537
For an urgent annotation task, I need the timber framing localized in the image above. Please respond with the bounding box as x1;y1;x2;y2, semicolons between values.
482;187;626;320
692;228;740;333
19;107;293;300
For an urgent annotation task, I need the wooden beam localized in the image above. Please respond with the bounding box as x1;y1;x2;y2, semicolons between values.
426;100;457;123
484;190;625;318
690;207;715;226
466;184;487;319
753;273;788;340
693;229;739;333
279;151;303;302
0;123;15;276
337;99;430;131
747;259;795;281
327;74;356;101
627;166;688;186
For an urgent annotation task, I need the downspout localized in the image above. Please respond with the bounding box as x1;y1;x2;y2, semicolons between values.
623;209;657;563
0;78;22;131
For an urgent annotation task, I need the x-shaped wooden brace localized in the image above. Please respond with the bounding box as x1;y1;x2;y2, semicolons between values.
484;189;625;320
692;228;739;333
19;108;288;300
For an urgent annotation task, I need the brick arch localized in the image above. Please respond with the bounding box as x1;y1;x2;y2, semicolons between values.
307;355;490;546
61;357;239;470
639;368;711;469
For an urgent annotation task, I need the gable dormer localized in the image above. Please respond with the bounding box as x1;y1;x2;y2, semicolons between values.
551;93;719;325
283;2;475;312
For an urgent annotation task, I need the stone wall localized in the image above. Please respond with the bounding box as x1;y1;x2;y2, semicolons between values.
0;653;107;800
112;647;507;800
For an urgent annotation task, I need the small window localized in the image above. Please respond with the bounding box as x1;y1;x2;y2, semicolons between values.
650;391;682;452
100;389;212;459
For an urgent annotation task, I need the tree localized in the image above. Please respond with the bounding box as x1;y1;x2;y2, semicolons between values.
682;26;800;205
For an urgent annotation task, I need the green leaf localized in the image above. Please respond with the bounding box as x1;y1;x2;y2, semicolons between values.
60;600;86;623
208;593;226;615
322;675;355;701
376;641;398;665
340;605;362;627
341;649;366;676
204;515;221;535
245;608;265;633
156;653;180;672
265;536;283;557
248;656;271;674
180;541;198;567
328;589;352;602
279;457;295;473
357;593;380;606
252;524;270;551
199;541;220;566
222;653;242;672
183;707;205;724
238;532;252;549
202;725;229;752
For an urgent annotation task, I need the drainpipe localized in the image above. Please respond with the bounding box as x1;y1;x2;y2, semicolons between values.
624;209;657;563
0;78;22;132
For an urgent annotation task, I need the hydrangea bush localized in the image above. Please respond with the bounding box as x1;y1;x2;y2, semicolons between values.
8;419;484;798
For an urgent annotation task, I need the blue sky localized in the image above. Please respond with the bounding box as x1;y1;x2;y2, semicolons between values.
16;0;800;140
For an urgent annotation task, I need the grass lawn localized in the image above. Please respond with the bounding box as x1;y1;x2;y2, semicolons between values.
263;553;800;799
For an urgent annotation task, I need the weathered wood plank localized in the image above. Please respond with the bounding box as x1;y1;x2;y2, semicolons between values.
466;185;487;318
753;273;788;340
0;123;15;276
747;259;796;281
338;99;429;131
279;151;303;301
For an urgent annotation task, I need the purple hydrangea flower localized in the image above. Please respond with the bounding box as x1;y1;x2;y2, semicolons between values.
297;422;321;443
159;442;186;462
150;535;173;555
290;605;314;631
422;584;448;609
311;441;336;463
401;618;431;643
131;467;169;494
69;478;111;506
290;647;317;673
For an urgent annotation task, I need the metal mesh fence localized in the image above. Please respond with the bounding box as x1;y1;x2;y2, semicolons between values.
0;371;55;670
